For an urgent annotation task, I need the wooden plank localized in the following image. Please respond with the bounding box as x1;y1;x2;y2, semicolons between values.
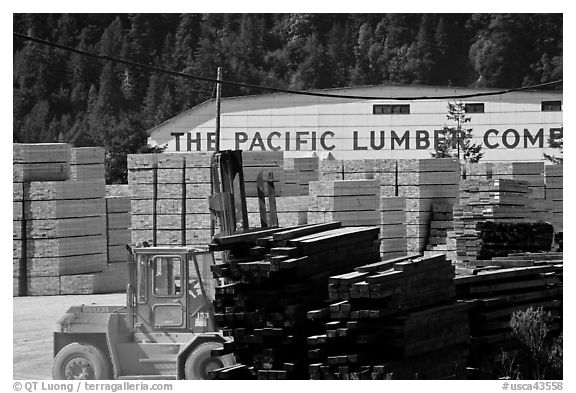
268;223;342;242
355;255;418;273
213;227;286;245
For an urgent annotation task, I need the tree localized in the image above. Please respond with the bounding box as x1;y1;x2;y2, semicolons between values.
432;101;483;163
511;307;563;379
544;132;563;164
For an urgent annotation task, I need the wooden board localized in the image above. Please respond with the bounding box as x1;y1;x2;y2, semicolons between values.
26;216;106;238
26;253;107;276
23;198;106;220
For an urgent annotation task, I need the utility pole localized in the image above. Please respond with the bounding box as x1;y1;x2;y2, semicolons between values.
210;67;222;240
215;67;222;152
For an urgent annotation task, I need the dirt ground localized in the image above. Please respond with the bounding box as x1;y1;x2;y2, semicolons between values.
13;293;125;380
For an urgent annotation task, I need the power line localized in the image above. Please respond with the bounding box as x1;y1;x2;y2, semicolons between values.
14;31;563;101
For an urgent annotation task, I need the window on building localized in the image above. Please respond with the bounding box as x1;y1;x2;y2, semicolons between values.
541;101;562;112
373;104;410;115
464;103;485;113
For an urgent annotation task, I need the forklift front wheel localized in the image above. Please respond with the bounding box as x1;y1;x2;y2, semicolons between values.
184;342;234;379
52;343;111;380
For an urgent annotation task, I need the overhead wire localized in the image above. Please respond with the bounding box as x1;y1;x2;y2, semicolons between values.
14;31;563;101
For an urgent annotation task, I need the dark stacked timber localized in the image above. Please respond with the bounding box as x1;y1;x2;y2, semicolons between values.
455;261;563;371
452;179;539;263
425;200;456;260
471;222;554;262
379;197;407;260
308;253;470;380
209;222;381;379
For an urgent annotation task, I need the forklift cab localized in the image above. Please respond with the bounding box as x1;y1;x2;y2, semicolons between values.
128;247;218;335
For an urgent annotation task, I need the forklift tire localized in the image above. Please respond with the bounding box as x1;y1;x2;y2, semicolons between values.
184;342;234;380
52;342;111;380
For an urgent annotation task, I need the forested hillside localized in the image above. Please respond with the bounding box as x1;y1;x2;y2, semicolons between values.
13;14;562;183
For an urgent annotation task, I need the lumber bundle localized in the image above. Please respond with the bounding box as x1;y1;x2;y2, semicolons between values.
545;164;563;233
245;196;309;228
455;263;562;369
13;143;132;296
308;253;469;380
283;157;319;195
308;180;380;226
451;179;553;263
128;153;159;246
209;222;381;379
70;147;105;181
379;197;407;259
466;162;552;223
242;151;285;197
425;200;457;259
319;159;374;181
395;159;460;253
13;143;71;182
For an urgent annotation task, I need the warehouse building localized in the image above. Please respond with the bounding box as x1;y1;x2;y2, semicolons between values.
148;84;562;162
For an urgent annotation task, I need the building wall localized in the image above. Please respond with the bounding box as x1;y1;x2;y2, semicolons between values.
148;85;563;162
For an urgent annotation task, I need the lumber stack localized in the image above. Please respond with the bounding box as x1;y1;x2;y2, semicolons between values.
183;152;213;247
16;181;108;295
283;157;319;195
242;151;285;197
156;154;186;246
13;143;71;182
425;200;457;259
545;164;563;233
308;180;380;226
308;254;469;380
245;196;309;228
394;159;460;253
379;197;407;259
455;263;562;370
70;147;105;181
209;222;381;379
451;179;553;263
128;154;158;246
466;162;551;222
319;159;373;181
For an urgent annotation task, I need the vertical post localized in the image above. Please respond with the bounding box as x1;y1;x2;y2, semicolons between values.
215;67;222;153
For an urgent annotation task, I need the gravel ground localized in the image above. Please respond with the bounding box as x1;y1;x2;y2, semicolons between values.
13;293;125;380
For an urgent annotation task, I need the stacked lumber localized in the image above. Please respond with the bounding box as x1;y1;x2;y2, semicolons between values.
451;179;552;263
308;254;470;380
379;197;407;259
426;200;457;259
18;180;108;295
283;157;319;195
242;151;285;197
183;152;213;247
545;164;563;233
455;264;562;369
319;159;372;181
70;147;105;181
245;196;310;228
156;154;186;246
394;159;460;253
67;196;132;294
210;222;381;379
13;143;70;182
466;162;550;222
308;180;380;226
128;154;158;246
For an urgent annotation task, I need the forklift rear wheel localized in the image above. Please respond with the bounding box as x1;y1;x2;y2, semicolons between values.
52;343;111;380
184;342;234;379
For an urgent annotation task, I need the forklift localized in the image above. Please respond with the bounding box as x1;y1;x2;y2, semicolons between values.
52;151;279;379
